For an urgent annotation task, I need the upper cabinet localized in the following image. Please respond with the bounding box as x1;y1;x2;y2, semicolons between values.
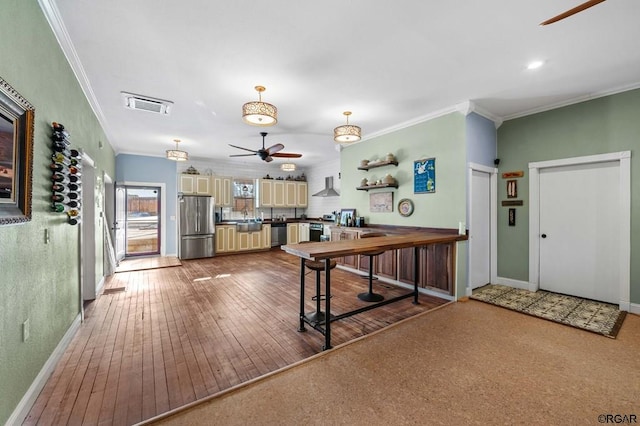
257;179;307;208
212;175;232;207
180;174;212;195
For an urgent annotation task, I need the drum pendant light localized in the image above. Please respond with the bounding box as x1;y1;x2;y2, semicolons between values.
166;139;188;161
334;111;361;143
242;86;278;126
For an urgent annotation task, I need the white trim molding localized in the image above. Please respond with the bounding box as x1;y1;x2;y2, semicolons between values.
7;314;82;425
466;163;498;296
528;151;631;310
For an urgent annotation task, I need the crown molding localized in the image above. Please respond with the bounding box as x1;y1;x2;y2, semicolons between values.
38;0;115;150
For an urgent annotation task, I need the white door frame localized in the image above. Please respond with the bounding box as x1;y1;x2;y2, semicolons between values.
121;181;167;256
529;151;631;310
467;162;498;296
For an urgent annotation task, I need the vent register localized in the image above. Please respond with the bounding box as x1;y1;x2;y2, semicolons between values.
121;92;173;115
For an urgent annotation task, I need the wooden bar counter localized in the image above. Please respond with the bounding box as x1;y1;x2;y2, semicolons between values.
282;231;468;350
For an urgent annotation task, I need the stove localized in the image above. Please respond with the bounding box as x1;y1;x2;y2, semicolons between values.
309;222;324;241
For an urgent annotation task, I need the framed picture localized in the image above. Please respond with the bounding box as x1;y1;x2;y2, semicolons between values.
340;208;356;226
414;158;435;193
369;192;393;213
507;180;517;198
508;208;516;226
0;77;34;225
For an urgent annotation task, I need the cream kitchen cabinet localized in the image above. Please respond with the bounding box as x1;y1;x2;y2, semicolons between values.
180;174;212;195
272;180;285;207
258;179;274;207
258;179;307;208
216;225;237;253
261;224;271;249
285;181;308;207
237;231;262;251
212;175;232;207
296;182;308;207
286;222;299;244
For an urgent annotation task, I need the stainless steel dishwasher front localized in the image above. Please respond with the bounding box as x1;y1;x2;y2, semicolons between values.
271;222;287;247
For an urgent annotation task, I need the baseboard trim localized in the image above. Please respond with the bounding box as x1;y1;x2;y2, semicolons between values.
7;314;82;426
626;302;640;315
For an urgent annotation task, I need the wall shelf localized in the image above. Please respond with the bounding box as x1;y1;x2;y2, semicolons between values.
356;183;398;191
357;160;398;171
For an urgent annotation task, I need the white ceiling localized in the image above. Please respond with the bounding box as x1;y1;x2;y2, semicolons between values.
43;0;640;168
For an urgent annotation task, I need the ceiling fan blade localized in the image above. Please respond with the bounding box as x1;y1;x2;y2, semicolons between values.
264;156;274;163
540;0;606;25
271;152;302;158
266;143;284;155
229;153;256;157
228;143;257;153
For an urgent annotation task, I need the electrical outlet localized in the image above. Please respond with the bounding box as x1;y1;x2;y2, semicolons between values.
23;318;30;342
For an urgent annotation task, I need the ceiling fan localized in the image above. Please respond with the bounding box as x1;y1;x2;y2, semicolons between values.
229;132;302;163
540;0;606;25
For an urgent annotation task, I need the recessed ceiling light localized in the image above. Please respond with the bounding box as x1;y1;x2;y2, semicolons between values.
527;60;545;70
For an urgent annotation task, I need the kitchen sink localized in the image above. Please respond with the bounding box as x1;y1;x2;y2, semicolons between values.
236;221;262;232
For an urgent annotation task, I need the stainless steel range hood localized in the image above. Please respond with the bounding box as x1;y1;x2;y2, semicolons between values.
312;176;340;197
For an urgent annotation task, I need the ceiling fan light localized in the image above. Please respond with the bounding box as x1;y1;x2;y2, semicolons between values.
334;111;361;143
281;163;296;172
166;139;188;161
242;86;278;126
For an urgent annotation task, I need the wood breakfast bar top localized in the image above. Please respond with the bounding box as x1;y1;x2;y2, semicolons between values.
281;231;468;260
281;230;468;350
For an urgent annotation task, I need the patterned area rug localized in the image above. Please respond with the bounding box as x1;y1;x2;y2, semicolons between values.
471;284;626;338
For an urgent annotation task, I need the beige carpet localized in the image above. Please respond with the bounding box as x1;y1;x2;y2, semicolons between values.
471;284;627;338
138;300;640;426
115;256;181;273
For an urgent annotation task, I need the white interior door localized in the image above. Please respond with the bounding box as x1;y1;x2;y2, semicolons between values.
470;169;491;289
539;161;619;304
114;184;126;262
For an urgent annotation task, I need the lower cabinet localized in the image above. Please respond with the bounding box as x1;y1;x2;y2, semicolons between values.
287;223;299;244
398;243;454;294
237;231;262;251
261;224;271;249
216;225;237;253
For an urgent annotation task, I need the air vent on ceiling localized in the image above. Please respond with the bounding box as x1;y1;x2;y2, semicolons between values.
121;92;173;115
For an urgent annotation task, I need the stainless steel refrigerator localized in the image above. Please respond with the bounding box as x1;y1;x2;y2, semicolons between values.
178;195;215;259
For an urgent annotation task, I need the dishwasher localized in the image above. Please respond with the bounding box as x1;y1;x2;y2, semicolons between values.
271;222;287;247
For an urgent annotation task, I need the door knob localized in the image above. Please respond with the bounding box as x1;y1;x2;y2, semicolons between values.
541;234;547;238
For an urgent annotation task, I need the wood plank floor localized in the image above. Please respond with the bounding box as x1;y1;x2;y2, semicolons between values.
24;249;448;425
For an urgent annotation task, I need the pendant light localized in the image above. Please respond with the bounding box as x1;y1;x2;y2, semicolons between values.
242;86;278;126
166;139;188;161
334;111;361;143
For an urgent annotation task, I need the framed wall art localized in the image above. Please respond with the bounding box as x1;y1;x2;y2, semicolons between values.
414;157;435;193
0;77;35;225
507;180;517;198
369;192;393;213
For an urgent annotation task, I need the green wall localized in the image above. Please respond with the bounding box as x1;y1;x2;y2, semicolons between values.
340;112;468;297
0;1;115;423
340;112;467;228
497;89;640;303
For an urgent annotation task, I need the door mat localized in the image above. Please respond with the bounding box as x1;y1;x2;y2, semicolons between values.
471;284;626;338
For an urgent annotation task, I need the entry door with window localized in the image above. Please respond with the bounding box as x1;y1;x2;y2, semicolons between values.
115;185;161;257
